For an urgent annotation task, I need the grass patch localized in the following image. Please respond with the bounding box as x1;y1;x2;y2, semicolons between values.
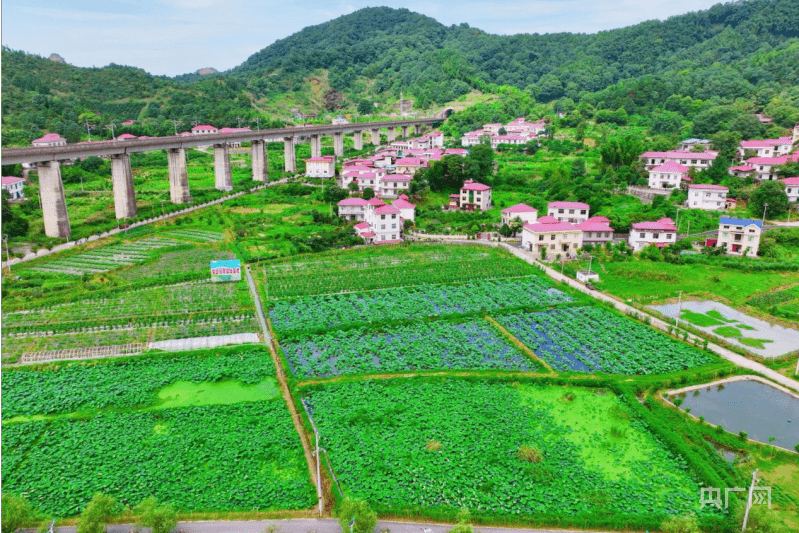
680;310;725;327
706;310;733;322
739;337;774;349
714;326;743;338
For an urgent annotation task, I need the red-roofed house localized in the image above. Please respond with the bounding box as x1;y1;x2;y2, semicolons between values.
501;203;538;226
191;125;218;134
687;184;729;210
392;195;416;222
648;162;689;189
461;130;488;147
459;180;492;211
628;220;678;251
2;176;25;199
378;174;412;198
359;202;403;244
521;221;583;257
444;148;468;157
305;155;336;178
639;150;718;170
394;157;425;176
576;220;614;246
536;215;560;224
32;133;67;147
745;153;799;181
428;131;444;148
121;120;135;126
585;215;610;224
337;197;369;221
547;201;590;224
781;177;799;203
117;133;137;141
728;164;756;178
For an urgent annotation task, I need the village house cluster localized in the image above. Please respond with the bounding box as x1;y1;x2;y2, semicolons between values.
337;195;416;245
460;118;546;150
518;201;615;256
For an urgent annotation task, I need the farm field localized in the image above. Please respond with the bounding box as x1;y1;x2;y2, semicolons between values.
495;306;714;374
0;347;315;516
257;244;537;299
282;318;539;378
269;276;571;335
1;280;257;362
303;379;719;528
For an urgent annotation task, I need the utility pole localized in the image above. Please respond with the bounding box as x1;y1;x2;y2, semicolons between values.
104;122;116;140
173;120;181;136
762;203;769;225
741;469;759;532
84;121;95;141
301;399;323;516
675;290;683;329
255;117;261;132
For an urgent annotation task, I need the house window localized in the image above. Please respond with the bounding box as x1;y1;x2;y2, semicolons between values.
392;224;396;229
550;235;556;240
666;234;672;239
391;214;396;219
653;233;659;239
381;215;385;220
639;233;645;238
381;225;385;229
538;235;544;241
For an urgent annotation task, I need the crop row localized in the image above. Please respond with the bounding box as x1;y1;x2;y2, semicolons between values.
495;307;713;375
262;246;535;298
282;319;538;378
747;285;799;308
1;401;315;516
2;348;276;419
269;276;571;335
165;229;225;242
2;282;252;327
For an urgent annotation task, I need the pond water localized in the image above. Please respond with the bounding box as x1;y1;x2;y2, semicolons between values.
650;300;799;357
670;379;799;451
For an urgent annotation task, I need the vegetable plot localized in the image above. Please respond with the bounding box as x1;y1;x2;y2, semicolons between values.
270;277;571;335
282;319;538;378
1;401;315;516
495;307;712;374
304;380;709;523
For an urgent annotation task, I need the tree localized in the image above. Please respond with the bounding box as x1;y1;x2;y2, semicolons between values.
749;181;789;218
467;144;494;179
335;499;376;533
499;223;512;237
2;493;37;533
1;192;29;238
710;130;742;160
362;187;375;200
134;497;177;533
509;216;524;236
77;494;116;533
323;90;345;111
348;182;359;192
570;158;586;179
322;185;348;204
356;100;372;115
575;121;587;141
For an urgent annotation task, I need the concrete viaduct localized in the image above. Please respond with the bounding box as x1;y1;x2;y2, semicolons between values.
1;118;441;238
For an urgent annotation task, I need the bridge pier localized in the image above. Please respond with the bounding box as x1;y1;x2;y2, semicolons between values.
213;143;233;191
333;132;344;157
387;128;396;142
283;137;296;173
370;128;380;146
414;124;422;135
310;135;322;158
353;131;363;151
38;161;71;238
167;148;191;204
251;140;268;182
110;154;137;219
402;126;409;138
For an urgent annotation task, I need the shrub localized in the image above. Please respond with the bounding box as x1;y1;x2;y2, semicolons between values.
335;498;376;533
661;514;700;533
2;493;38;533
77;494;116;533
426;440;443;452
134;497;177;533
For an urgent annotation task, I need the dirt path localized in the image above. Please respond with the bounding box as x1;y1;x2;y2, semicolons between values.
243;264;324;515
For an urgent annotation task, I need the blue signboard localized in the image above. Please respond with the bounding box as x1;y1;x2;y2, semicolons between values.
210;259;241;282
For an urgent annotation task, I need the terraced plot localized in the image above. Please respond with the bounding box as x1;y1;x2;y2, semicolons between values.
164;229;226;242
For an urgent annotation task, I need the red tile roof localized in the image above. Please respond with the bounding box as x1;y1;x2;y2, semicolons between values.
640;150;718;160
650;162;690;173
374;204;401;215
746;154;799;165
338;198;369;206
32;133;66;143
461;180;491;191
576;221;614;232
392;198;416;209
780;177;799;185
585;215;610;223
632;221;677;231
367;198;387;206
502;203;537;213
548;201;589;209
688;184;729;190
354;222;371;229
536;215;560;224
360;232;375;237
2;176;25;185
524;221;577;232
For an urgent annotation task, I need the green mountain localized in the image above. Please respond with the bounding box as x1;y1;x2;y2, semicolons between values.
2;0;798;147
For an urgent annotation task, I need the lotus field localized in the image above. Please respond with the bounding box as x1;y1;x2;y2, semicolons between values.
261;245;535;299
1;348;315;515
270;277;571;335
304;380;713;522
495;307;713;374
282;319;539;378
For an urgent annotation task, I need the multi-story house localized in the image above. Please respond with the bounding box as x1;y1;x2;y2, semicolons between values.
501;203;538;226
547;201;590;224
686;184;729;210
745;153;799;181
628;219;678;251
576;218;614;246
32;133;67;147
2;176;25;199
639;150;718;171
781;177;799;203
648;162;689;189
521;221;583;256
716;217;762;256
304;155;336;178
459;180;492;211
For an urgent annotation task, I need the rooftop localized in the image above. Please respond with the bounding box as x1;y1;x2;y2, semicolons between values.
719;217;763;228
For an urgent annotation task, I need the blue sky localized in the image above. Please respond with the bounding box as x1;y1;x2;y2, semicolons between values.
1;0;723;77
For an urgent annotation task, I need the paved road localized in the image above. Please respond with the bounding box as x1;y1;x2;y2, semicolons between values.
45;518;612;533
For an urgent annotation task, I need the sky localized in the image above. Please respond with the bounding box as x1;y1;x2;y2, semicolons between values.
1;0;723;77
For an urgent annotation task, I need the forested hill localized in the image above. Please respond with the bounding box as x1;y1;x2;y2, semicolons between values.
232;1;799;105
2;0;799;147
